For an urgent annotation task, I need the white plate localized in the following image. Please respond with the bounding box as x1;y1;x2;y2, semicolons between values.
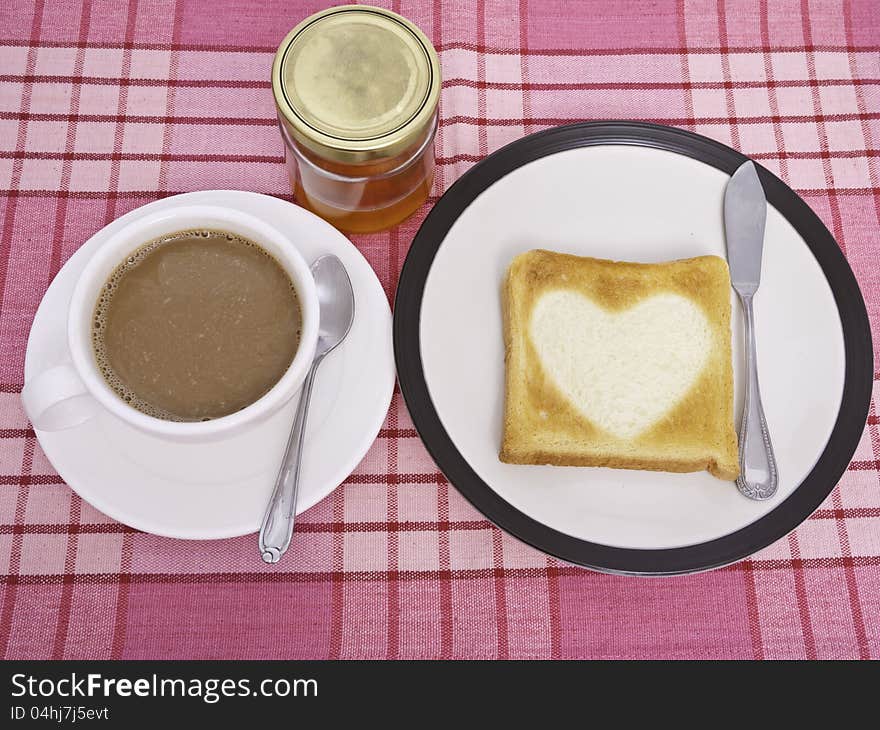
24;191;395;539
394;123;872;574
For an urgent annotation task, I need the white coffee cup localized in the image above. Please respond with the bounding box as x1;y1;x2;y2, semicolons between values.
21;205;319;441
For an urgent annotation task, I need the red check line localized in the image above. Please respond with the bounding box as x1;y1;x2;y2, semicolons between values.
437;479;453;660
435;42;880;56
0;429;34;438
0;435;37;659
519;0;532;136
742;558;765;659
46;0;100;659
0;73;272;88
0;475;65;485
7;148;880;165
0;0;43;331
864;400;880;522
0;152;289;166
0;111;277;125
844;1;880;261
434;150;880;167
432;2;447;205
8;508;880;536
437;479;458;659
801;3;846;255
2;38;879;55
442;77;880;91
760;0;790;183
110;535;132;660
492;527;509;659
546;559;562;659
386;290;400;659
717;1;742;153
0;190;296;201
47;0;90;305
328;474;345;660
752;149;880;160
476;0;488;178
3;556;880;587
677;0;695;134
438;112;880;127
831;484;870;658
0;39;281;51
848;459;880;471
3;109;879;127
344;472;449;485
0;187;877;205
788;530;818;659
30;70;847;95
0;568;551;586
105;0;141;661
156;0;182;197
102;0;138;228
51;492;81;660
812;507;880;520
433;0;453;662
377;427;418;438
49;0;91;653
0;523;134;535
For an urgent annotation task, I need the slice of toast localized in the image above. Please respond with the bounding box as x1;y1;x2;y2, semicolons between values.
500;250;739;480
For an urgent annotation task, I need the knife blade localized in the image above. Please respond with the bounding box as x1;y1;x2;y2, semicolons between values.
723;160;778;501
724;161;767;294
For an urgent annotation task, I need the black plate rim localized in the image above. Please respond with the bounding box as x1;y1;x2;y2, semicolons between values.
393;120;874;576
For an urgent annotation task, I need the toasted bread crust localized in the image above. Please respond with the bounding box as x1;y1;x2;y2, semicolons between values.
499;448;739;481
501;250;739;481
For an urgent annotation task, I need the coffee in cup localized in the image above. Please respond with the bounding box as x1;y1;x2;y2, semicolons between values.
92;229;302;422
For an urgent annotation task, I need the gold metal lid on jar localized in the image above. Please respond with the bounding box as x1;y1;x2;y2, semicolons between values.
272;5;441;165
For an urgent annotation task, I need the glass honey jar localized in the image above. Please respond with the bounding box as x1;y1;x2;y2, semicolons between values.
272;5;441;234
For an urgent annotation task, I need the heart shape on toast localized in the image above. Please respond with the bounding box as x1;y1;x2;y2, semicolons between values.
529;290;712;439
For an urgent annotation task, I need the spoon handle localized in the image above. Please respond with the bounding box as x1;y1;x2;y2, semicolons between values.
259;357;321;563
736;293;778;500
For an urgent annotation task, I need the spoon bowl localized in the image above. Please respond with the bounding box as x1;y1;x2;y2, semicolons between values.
313;255;355;359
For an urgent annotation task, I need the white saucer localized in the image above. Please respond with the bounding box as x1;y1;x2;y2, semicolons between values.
24;191;395;539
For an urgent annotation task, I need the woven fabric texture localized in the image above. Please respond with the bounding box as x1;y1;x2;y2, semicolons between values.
0;0;878;659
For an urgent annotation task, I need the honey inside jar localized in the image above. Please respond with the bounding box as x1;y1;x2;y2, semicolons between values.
272;6;441;234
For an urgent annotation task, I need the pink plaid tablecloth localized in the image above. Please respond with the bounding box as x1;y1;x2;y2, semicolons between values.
1;0;878;660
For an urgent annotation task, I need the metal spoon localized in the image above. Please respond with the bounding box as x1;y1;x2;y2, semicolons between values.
259;255;355;564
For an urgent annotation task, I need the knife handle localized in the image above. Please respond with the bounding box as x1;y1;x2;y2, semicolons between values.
736;293;778;500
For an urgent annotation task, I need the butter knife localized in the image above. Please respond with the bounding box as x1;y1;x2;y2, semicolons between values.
724;160;778;500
